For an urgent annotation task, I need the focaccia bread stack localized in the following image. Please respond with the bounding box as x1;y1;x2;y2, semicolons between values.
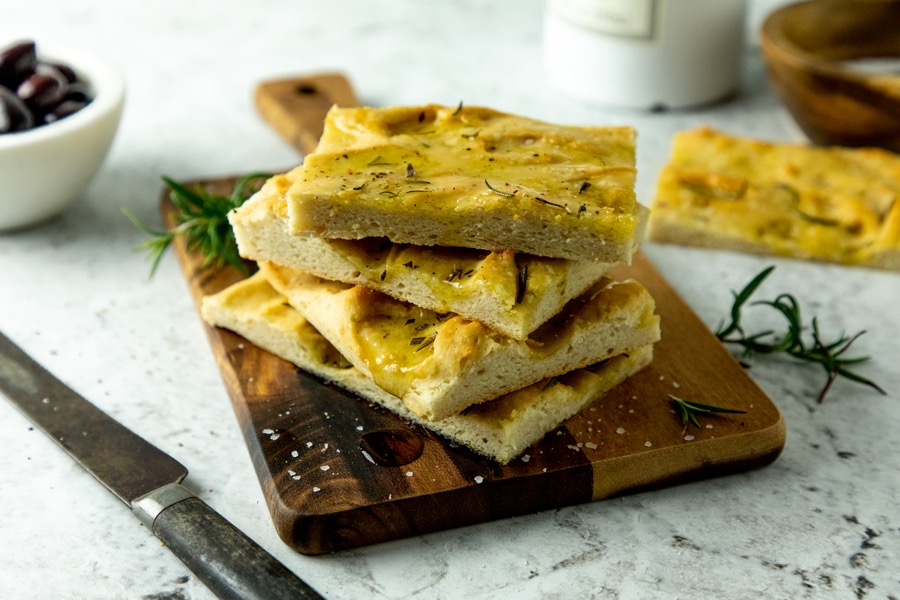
203;104;660;464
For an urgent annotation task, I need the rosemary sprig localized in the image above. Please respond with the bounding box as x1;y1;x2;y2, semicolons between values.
124;173;271;278
412;331;438;352
484;179;514;198
715;266;885;403
670;395;746;428
515;262;528;305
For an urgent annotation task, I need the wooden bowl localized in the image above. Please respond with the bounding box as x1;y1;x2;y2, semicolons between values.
760;0;900;152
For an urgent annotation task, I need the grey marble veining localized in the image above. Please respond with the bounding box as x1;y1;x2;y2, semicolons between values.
1;1;898;599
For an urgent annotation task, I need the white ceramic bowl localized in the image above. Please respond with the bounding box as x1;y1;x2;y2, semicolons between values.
0;41;125;230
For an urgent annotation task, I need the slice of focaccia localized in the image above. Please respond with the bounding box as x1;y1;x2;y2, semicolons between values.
286;104;646;263
648;127;900;270
230;170;611;339
200;273;654;464
259;261;660;421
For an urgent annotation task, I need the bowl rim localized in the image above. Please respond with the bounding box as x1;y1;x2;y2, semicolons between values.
0;40;125;149
760;0;900;80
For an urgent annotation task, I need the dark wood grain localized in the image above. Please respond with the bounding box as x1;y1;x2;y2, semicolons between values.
163;74;785;554
761;0;900;151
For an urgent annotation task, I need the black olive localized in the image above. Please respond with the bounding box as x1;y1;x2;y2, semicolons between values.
0;86;34;133
0;40;37;89
44;99;88;124
17;72;66;112
40;61;77;84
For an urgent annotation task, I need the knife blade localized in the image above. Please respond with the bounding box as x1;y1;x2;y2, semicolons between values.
0;330;325;600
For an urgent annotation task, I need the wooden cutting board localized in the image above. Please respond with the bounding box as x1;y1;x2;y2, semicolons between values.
165;74;785;555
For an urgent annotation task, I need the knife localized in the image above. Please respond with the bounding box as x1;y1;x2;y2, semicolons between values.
0;330;325;600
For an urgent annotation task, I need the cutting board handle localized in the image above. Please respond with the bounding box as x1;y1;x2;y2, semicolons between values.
255;73;360;156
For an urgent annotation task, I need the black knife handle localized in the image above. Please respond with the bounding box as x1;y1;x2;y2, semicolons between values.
152;496;324;600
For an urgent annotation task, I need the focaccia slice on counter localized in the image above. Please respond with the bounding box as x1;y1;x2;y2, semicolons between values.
648;127;900;270
258;261;660;421
200;273;654;464
286;104;646;263
230;170;611;340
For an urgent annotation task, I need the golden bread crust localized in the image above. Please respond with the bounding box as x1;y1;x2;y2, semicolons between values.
201;273;653;464
258;261;660;421
286;104;645;263
230;171;611;339
648;127;900;270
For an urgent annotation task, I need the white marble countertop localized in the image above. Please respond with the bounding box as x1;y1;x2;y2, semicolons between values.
2;1;898;599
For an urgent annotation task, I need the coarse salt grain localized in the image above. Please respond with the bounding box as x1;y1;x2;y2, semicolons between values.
474;476;484;484
521;455;531;462
405;471;414;477
320;465;330;471
684;435;695;441
585;442;598;450
616;427;626;434
291;450;299;458
312;487;321;493
645;441;653;447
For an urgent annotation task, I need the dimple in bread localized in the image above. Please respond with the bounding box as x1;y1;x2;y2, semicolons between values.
258;261;660;421
200;273;654;464
287;104;647;263
229;170;611;340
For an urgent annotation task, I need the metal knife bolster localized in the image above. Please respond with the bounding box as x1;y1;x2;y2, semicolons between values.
132;483;195;527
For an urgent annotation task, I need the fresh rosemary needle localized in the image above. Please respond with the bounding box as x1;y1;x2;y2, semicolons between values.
124;172;271;278
715;266;885;403
670;395;746;428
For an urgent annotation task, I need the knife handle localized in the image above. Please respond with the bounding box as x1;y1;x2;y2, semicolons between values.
150;494;324;600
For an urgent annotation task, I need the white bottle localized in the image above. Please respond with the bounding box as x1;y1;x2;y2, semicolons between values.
543;0;747;110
